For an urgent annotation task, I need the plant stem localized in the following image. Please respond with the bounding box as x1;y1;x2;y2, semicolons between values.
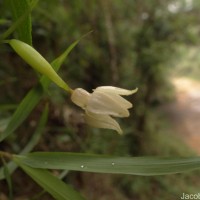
0;151;13;160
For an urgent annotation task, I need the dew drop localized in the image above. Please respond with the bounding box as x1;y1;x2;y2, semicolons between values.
111;162;115;166
81;165;84;168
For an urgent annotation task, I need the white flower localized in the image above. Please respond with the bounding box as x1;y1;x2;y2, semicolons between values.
71;86;138;134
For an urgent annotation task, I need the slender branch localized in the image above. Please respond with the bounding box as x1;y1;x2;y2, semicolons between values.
0;151;13;160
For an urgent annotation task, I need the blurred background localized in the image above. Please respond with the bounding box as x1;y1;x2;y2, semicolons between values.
1;0;200;199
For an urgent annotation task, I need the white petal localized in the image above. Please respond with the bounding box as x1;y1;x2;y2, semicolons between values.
105;92;133;109
71;88;91;108
87;91;130;117
95;86;138;96
85;112;123;134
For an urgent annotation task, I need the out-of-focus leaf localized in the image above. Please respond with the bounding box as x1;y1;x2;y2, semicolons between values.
0;117;11;133
0;104;17;111
0;84;43;142
2;159;13;200
8;0;32;44
21;104;48;153
0;0;38;42
14;158;85;200
15;152;200;176
0;104;48;180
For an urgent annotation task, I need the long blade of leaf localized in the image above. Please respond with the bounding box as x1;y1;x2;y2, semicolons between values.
15;152;200;176
40;31;91;90
0;0;38;42
14;158;85;200
0;104;48;180
8;0;32;44
2;158;13;200
0;84;43;142
40;39;79;90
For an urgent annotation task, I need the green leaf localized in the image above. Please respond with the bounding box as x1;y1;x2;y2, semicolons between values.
0;84;43;142
0;117;11;132
8;0;32;44
2;158;13;200
40;40;79;90
21;104;49;153
14;158;85;200
0;0;38;42
15;152;200;176
39;31;92;90
0;40;78;142
0;104;17;111
0;104;48;180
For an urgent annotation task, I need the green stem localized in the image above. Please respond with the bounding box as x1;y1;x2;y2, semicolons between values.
0;151;13;160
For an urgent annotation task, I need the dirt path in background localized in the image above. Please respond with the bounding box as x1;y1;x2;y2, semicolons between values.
164;77;200;153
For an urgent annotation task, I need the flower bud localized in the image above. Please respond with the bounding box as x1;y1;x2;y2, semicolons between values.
9;39;70;91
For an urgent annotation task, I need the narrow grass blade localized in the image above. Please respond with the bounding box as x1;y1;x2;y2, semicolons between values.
28;170;69;200
0;117;11;132
0;84;43;142
0;104;48;180
40;32;90;90
2;159;13;200
0;0;38;42
14;158;85;200
15;152;200;176
40;39;79;90
0;104;17;111
21;104;49;153
8;0;32;44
